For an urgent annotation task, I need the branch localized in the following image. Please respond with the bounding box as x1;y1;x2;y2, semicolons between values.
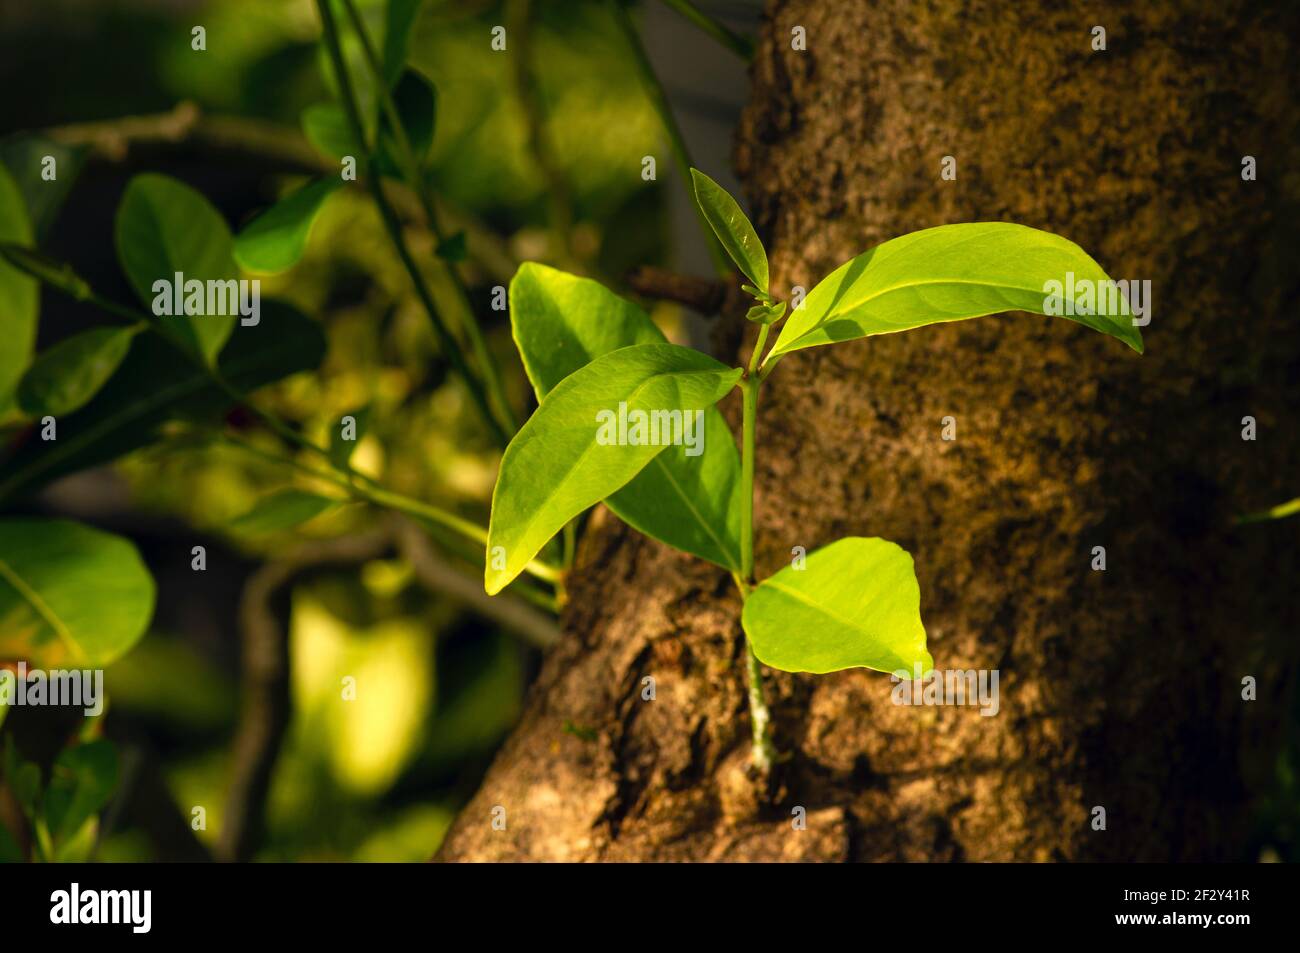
217;530;393;863
394;517;560;650
624;264;749;318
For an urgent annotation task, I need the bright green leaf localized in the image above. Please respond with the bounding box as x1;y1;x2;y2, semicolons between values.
690;168;768;293
743;537;933;676
509;263;743;571
229;489;340;536
769;222;1144;360
114;173;239;366
17;326;140;417
0;164;38;409
43;740;118;852
234;177;343;274
0;519;155;668
487;342;742;594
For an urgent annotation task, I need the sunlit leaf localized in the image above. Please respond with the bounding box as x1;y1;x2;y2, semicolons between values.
690;167;768;293
0;519;155;668
509;263;742;571
769;222;1144;359
742;537;933;676
234;177;343;274
487;342;742;594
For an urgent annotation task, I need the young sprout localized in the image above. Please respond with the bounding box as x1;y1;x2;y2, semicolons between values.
486;168;1143;773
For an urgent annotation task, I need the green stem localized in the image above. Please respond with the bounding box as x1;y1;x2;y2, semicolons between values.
659;0;754;60
316;0;512;448
213;430;562;586
609;0;731;280
338;0;517;437
737;371;775;773
507;0;577;268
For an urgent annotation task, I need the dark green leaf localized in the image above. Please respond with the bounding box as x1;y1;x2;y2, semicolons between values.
743;537;933;676
234;177;343;274
0;135;86;241
509;263;742;571
0;519;155;668
42;740;118;851
690;168;768;293
17;326;140;417
382;0;424;86
0;301;326;502
379;69;437;170
114;173;239;366
769;222;1144;359
229;489;340;536
487;342;742;594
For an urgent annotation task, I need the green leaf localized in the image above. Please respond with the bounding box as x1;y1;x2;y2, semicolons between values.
42;740;117;853
380;69;437;170
234;177;343;274
0;519;155;668
17;326;140;417
229;489;339;536
690;168;768;293
487;342;742;594
382;0;424;86
0;301;326;502
509;263;743;571
0;135;86;241
301;69;436;176
742;537;933;676
329;405;371;468
769;222;1144;360
302;103;359;160
0;164;38;409
114;173;239;366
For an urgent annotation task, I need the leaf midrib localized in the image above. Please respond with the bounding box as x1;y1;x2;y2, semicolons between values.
0;553;78;658
779;275;1058;353
504;367;733;574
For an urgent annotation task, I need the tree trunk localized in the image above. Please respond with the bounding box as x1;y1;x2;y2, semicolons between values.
437;0;1300;861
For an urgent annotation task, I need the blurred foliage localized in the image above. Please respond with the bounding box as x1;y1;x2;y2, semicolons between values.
0;0;675;862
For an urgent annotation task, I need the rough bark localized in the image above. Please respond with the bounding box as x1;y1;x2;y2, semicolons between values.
438;0;1300;861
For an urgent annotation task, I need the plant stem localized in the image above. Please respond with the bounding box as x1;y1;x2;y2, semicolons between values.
737;369;775;773
337;0;518;437
212;430;563;587
659;0;754;61
316;0;512;448
507;0;577;269
609;0;731;280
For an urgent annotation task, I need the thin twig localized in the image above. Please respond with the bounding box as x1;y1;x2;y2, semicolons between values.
624;264;749;317
609;0;732;279
395;517;560;649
